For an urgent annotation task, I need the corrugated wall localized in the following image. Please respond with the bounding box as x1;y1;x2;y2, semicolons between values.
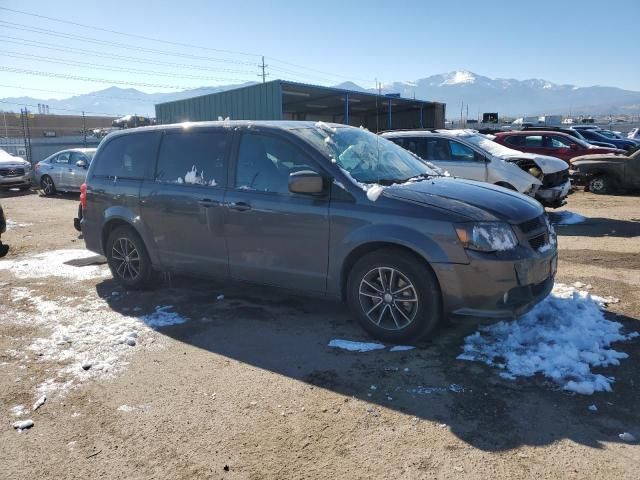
155;81;283;124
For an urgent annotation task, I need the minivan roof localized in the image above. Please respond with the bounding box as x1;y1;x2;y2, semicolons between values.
103;120;346;138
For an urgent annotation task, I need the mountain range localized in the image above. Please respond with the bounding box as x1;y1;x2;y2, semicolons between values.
1;71;639;119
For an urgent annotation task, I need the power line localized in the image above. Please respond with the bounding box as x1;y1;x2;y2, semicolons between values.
0;51;257;82
0;13;375;86
0;36;259;74
0;84;162;102
0;21;258;66
0;6;261;58
0;66;193;90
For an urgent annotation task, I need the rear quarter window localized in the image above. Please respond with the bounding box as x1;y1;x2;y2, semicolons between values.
92;132;160;180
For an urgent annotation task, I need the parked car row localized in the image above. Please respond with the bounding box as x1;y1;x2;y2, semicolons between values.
382;129;571;208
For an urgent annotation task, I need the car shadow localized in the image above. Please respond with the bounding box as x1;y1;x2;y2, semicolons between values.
0;188;36;199
549;213;640;238
37;191;80;201
94;275;640;452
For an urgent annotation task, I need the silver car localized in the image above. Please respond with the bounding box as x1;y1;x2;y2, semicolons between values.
33;148;96;195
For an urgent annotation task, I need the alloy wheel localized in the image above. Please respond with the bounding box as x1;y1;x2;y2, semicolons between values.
41;177;54;195
111;237;141;281
358;267;419;331
589;177;605;193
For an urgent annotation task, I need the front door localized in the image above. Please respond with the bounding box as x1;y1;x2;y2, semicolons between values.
224;130;330;292
139;129;230;276
437;139;487;181
52;151;72;188
68;151;90;188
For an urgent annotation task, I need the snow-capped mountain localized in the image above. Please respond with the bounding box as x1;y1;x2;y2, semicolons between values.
378;71;640;117
1;72;638;118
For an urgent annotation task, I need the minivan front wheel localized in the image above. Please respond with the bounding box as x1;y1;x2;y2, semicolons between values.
106;226;157;289
347;249;441;343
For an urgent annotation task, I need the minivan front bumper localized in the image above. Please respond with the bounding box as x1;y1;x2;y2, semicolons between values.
433;250;557;320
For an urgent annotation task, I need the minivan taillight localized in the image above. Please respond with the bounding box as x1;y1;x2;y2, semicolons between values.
80;182;87;210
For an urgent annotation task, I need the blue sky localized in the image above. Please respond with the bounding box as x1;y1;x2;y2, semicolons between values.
0;0;638;102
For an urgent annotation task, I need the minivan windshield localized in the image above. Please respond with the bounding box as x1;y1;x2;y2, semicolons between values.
295;125;438;185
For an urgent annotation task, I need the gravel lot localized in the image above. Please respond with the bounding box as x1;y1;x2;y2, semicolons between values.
1;189;639;479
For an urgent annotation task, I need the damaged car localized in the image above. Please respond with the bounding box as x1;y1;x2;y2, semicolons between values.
81;121;557;343
571;148;640;194
381;129;570;208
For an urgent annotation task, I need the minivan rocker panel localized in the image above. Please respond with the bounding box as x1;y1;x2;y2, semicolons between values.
81;121;556;342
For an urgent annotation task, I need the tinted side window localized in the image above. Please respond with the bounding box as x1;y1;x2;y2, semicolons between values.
235;133;316;194
70;151;88;164
93;133;159;179
504;135;524;147
156;131;228;187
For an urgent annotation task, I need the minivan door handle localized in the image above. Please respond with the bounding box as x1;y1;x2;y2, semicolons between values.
198;198;220;208
226;201;251;212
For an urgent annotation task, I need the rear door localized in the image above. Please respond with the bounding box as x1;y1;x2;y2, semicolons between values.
139;128;230;276
224;129;330;292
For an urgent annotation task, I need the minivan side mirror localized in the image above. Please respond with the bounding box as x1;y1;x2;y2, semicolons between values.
76;159;88;168
288;170;324;195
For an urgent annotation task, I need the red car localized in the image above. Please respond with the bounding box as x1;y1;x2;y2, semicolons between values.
493;131;625;164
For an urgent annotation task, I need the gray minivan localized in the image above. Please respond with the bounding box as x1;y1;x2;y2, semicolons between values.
81;121;557;342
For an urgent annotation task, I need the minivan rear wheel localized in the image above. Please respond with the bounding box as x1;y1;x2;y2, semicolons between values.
346;249;441;343
106;226;157;289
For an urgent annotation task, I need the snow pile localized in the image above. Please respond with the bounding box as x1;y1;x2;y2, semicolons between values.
553;211;587;225
0;249;109;281
458;283;638;395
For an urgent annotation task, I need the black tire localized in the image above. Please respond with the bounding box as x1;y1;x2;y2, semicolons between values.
105;225;158;290
40;175;56;196
346;249;441;343
588;175;617;195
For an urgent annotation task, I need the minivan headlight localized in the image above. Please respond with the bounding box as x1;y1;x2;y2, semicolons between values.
455;222;518;252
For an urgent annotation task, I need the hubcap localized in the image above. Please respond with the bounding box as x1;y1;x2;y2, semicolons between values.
111;237;141;281
590;178;604;191
358;267;419;331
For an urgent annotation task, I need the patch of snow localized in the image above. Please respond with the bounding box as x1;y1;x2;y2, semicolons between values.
0;249;108;281
32;395;46;411
554;211;587;225
12;419;34;431
140;305;188;328
458;283;637;395
588;404;598;412
216;294;224;301
315;121;337;134
6;219;33;229
389;345;415;352
329;339;385;352
366;185;385;202
619;432;636;442
10;405;26;416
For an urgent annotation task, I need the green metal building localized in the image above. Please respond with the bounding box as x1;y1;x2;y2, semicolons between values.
155;80;445;131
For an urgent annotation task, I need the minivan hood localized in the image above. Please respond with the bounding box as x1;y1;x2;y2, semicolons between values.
502;152;567;174
384;177;542;223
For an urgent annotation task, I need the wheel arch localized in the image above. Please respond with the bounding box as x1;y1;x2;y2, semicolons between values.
101;216;160;267
339;241;441;303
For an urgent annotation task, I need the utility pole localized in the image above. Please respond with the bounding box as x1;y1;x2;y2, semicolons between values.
24;108;32;164
258;56;269;83
82;111;87;147
2;110;7;139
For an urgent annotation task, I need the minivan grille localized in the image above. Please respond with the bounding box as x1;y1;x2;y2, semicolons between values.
518;215;551;251
0;167;25;177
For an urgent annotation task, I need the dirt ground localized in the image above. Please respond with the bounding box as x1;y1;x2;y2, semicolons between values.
1;188;639;480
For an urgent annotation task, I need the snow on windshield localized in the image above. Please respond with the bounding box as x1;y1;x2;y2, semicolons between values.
461;133;523;157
